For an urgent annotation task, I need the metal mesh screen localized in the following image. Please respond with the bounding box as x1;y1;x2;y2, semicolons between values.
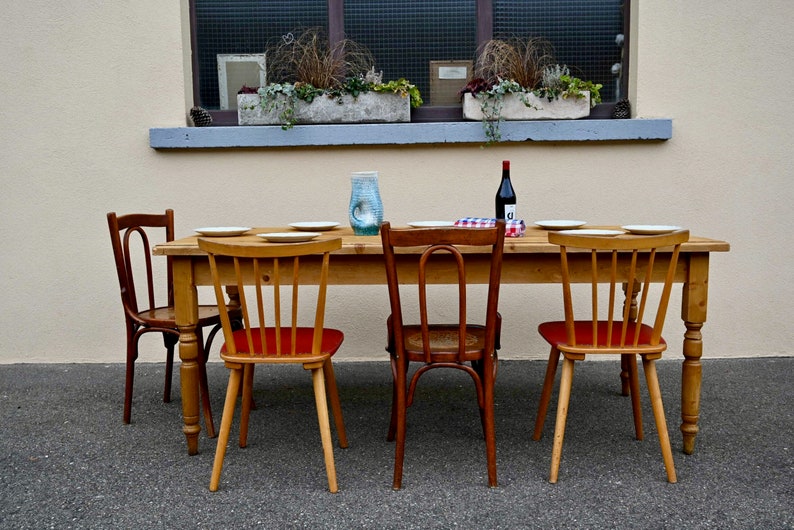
194;0;328;109
494;0;624;101
344;0;477;106
193;1;623;109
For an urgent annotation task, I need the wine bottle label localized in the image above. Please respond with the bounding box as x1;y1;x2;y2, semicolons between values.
504;204;516;221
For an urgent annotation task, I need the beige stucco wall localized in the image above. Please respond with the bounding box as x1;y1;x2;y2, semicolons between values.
1;1;792;364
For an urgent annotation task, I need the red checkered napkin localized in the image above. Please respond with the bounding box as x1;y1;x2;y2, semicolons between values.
454;217;526;237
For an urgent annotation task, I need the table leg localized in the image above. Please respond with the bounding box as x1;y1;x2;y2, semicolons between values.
173;258;201;455
680;253;709;455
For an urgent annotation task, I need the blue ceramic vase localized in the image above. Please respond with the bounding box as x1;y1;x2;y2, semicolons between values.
348;171;383;235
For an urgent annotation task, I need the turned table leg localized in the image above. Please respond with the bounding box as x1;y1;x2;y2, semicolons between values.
680;253;709;455
681;321;703;454
173;258;201;455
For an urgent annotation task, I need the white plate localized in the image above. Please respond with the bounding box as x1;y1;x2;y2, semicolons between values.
621;225;682;235
289;221;340;231
194;226;251;237
407;221;455;228
257;232;321;243
558;229;625;237
534;219;587;230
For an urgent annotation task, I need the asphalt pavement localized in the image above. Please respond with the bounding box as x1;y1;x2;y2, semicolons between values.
1;358;791;529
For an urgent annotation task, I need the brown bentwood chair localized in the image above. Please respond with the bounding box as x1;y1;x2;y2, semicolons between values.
199;236;348;493
532;229;689;483
107;210;223;435
380;220;505;489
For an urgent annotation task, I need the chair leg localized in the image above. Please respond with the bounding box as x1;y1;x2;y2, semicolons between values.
550;356;576;483
123;325;140;424
642;356;677;483
123;349;136;424
322;360;348;448
209;366;242;492
392;359;408;490
386;356;402;442
307;363;339;493
533;346;560;441
196;333;216;438
483;363;498;488
470;359;488;438
163;335;176;403
620;354;631;396
239;364;255;448
627;354;644;441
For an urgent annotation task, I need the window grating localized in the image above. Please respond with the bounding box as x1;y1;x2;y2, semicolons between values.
344;0;477;106
194;0;328;109
193;1;624;110
494;0;624;101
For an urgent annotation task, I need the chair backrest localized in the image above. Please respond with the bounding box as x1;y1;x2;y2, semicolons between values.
380;220;506;363
547;229;690;353
107;210;175;318
197;237;342;357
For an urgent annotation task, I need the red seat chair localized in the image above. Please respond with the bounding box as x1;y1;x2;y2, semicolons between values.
198;236;348;493
532;229;689;483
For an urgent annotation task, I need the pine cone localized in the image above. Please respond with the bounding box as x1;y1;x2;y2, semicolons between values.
189;106;213;127
612;99;631;119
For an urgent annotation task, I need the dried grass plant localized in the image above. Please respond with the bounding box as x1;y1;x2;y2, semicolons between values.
473;37;556;89
267;28;374;90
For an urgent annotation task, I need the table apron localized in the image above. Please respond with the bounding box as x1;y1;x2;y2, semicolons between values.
187;252;690;286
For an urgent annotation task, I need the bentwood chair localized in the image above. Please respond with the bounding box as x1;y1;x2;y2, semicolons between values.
380;220;505;489
107;210;223;435
532;229;689;483
198;236;348;493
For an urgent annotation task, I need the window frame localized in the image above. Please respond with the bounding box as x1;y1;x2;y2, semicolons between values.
187;0;630;126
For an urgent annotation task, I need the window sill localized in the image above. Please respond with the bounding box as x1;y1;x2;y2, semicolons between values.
149;119;672;149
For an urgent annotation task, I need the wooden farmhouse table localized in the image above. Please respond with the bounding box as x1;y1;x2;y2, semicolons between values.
153;226;729;456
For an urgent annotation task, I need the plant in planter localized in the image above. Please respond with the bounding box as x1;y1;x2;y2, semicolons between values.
460;37;602;144
238;28;422;128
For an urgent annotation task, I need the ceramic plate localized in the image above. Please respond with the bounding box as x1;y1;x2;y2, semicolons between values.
257;232;321;243
194;226;251;237
407;221;455;228
621;225;682;235
289;221;340;232
534;220;587;230
557;229;625;237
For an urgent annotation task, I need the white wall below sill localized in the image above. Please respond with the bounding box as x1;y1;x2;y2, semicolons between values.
149;119;672;149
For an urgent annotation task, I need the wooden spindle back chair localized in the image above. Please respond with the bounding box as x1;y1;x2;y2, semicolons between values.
198;236;347;493
533;229;689;483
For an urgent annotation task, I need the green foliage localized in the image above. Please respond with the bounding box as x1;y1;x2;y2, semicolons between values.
255;28;423;129
468;36;605;145
535;74;602;106
257;77;423;130
465;69;603;145
258;83;300;130
372;78;423;108
473;78;532;145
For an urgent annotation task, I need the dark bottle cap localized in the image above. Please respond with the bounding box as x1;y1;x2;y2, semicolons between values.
502;160;510;170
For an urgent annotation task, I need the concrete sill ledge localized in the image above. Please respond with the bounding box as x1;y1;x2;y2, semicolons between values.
149;119;672;149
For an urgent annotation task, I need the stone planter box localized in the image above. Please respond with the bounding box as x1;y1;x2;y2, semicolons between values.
238;92;411;126
462;92;590;121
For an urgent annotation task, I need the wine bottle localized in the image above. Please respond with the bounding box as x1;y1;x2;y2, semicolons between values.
495;160;516;221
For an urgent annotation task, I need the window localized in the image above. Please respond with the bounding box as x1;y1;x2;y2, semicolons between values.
189;0;628;125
